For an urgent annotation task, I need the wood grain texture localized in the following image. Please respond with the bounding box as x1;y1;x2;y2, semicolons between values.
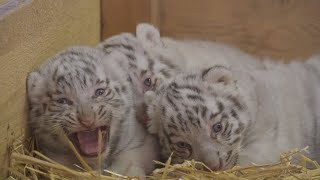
0;0;100;176
101;0;320;61
101;0;151;40
158;0;320;61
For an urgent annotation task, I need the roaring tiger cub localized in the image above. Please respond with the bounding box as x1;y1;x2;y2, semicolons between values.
27;47;158;177
97;23;265;123
144;60;320;170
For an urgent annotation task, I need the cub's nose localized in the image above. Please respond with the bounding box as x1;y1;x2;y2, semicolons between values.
80;118;95;128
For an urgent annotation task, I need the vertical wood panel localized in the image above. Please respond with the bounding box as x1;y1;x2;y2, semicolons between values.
150;0;160;27
101;0;320;60
101;0;151;40
159;0;320;61
0;0;100;176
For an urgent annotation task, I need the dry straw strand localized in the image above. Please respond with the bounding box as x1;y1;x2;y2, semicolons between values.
98;128;102;176
8;135;320;180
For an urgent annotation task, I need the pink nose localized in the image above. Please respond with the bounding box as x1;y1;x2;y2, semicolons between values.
80;118;95;128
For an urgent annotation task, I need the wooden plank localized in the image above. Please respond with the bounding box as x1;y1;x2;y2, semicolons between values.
0;0;100;176
150;0;160;27
159;0;320;61
101;0;151;40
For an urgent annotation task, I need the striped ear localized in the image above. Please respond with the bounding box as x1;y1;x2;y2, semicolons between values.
201;65;233;85
136;23;162;47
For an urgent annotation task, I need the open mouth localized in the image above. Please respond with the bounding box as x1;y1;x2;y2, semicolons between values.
70;126;109;158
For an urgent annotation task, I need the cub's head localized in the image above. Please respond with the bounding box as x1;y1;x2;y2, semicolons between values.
97;24;180;122
145;65;251;170
27;47;132;159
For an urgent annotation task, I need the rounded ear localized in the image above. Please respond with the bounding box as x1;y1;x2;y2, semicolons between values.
136;23;162;47
201;65;233;85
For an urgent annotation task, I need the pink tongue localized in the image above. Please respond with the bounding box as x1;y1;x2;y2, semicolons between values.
77;129;99;156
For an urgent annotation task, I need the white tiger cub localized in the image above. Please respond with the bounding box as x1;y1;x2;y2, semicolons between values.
27;47;158;177
145;60;320;170
135;23;265;72
97;23;265;124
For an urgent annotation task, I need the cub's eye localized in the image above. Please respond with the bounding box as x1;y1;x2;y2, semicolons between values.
213;122;223;133
144;78;152;87
95;88;105;96
176;141;190;149
56;98;72;105
174;141;192;158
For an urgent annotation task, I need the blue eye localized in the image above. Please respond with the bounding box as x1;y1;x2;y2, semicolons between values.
57;98;71;105
213;122;223;133
144;78;152;87
176;141;190;149
95;88;105;96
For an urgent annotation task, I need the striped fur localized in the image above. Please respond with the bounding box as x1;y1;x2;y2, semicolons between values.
97;23;265;124
145;59;320;170
145;66;250;170
97;33;181;123
27;47;158;177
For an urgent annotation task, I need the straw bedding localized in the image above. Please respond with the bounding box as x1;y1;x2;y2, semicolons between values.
7;135;320;180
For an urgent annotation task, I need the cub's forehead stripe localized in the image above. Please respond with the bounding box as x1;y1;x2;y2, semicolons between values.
103;43;134;52
170;82;202;94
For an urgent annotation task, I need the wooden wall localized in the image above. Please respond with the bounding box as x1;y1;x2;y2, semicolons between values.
0;0;100;176
101;0;320;61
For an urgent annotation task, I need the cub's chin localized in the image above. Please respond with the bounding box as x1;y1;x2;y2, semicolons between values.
68;126;109;158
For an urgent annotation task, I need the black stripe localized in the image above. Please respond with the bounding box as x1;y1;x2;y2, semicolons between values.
148;57;155;71
186;109;198;128
192;106;199;114
128;62;137;68
187;94;204;102
176;113;186;132
161;105;166;114
163;128;172;144
225;123;233;139
230;109;239;120
166;94;179;111
121;85;127;93
201;67;214;79
201;105;208;119
217;101;224;113
234;122;244;134
125;53;136;61
226;95;245;111
226;150;232;162
140;70;147;77
170;82;201;93
231;136;241;145
103;43;134;51
98;105;105;115
184;74;197;80
222;121;229;136
98;110;107;119
66;114;76;122
82;67;95;76
114;87;120;95
168;124;179;131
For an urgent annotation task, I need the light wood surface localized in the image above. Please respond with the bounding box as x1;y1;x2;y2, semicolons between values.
0;0;100;176
101;0;320;61
101;0;151;38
